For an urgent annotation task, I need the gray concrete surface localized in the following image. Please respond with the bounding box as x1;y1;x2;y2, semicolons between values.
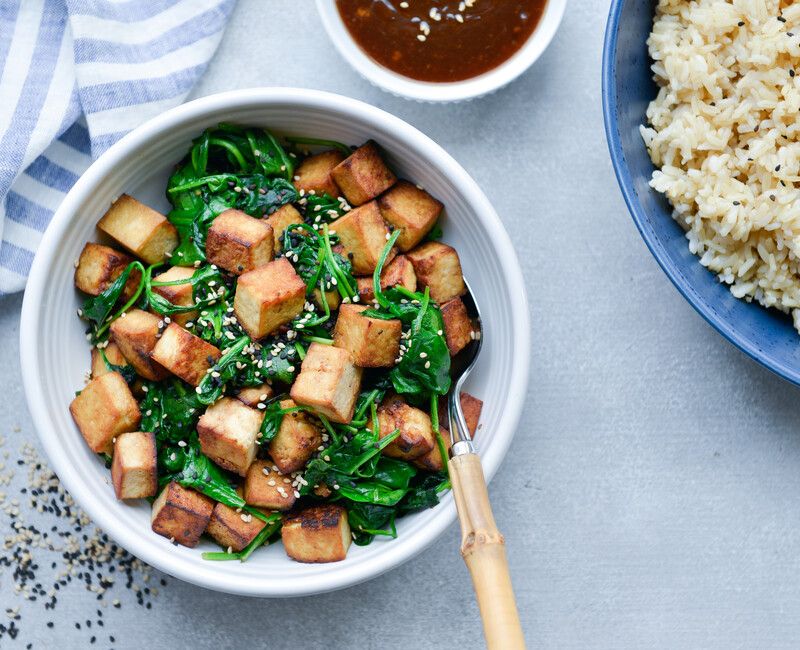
3;1;800;648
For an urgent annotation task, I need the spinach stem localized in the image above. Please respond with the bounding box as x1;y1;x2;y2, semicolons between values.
373;230;402;309
208;137;248;170
93;261;146;340
285;136;352;156
431;393;449;476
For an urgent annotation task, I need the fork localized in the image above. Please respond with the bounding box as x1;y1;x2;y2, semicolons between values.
447;279;526;650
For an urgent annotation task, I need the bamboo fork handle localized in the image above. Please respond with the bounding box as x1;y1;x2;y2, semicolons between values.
448;452;525;650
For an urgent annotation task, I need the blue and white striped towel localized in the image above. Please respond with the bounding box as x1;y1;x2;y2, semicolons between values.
0;0;236;294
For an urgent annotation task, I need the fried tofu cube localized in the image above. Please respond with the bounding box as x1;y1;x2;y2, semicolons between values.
312;287;341;311
151;482;213;548
90;341;130;378
289;344;362;424
111;431;157;499
377;395;435;460
97;194;178;264
281;504;351;563
205;501;267;552
109;309;169;380
266;204;304;252
69;372;141;455
330;201;395;275
330;141;396;206
378;181;443;251
460;392;483;436
151;323;221;386
333;304;401;368
233;258;306;339
413;427;451;472
381;254;417;293
235;383;274;409
435;392;483;437
268;399;323;474
355;254;418;302
355;277;376;303
197;397;263;476
406;242;466;304
293;150;346;198
151;266;197;326
205;209;274;275
74;242;140;299
440;297;474;356
243;459;296;511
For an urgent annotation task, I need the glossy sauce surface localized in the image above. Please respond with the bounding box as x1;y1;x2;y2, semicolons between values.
336;0;547;83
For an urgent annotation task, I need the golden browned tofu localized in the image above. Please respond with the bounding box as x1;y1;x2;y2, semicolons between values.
69;372;141;455
109;309;169;381
151;482;214;548
440;297;474;356
378;181;443;251
330;141;396;206
312;287;341;311
205;209;274;275
281;504;351;563
355;254;417;302
151;266;197;326
435;391;483;442
233;258;306;339
406;241;466;304
243;459;296;511
413;426;451;472
289;344;362;424
97;194;178;265
111;431;157;499
151;323;221;386
330;201;395;275
205;501;267;552
377;395;435;460
266;204;303;253
381;254;417;293
268;399;323;474
74;242;139;299
235;383;274;409
355;276;375;303
293;150;345;198
333;304;401;368
90;341;130;378
197;397;262;476
460;392;483;437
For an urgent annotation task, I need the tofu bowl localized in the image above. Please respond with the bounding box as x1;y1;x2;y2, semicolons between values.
19;88;530;597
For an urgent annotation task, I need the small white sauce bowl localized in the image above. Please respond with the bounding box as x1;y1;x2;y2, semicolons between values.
316;0;567;102
20;88;531;597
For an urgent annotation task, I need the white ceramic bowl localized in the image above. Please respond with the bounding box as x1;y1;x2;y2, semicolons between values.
316;0;567;102
20;88;530;597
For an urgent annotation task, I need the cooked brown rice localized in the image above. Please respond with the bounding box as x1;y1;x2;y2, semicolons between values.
641;0;800;330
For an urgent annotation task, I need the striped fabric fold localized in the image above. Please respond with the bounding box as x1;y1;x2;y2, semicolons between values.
0;0;235;294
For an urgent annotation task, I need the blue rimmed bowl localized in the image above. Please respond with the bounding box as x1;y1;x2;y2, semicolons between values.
602;0;800;386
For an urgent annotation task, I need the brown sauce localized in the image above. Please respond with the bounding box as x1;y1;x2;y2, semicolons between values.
336;0;547;83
